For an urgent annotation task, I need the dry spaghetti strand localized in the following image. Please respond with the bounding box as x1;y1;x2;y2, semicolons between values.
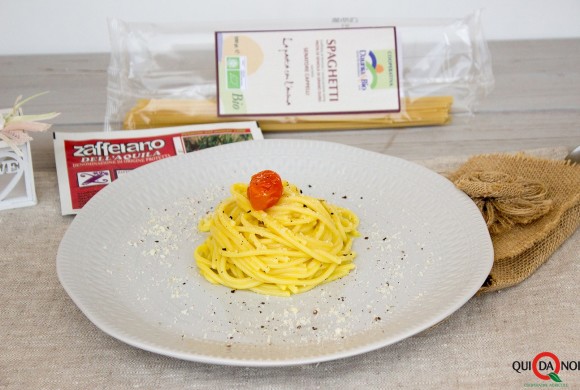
124;96;453;131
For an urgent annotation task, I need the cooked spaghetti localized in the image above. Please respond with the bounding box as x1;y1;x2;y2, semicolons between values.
194;178;360;296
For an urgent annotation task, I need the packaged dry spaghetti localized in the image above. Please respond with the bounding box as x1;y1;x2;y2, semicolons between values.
105;11;493;132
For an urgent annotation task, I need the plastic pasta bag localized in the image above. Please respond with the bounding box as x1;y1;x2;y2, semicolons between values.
105;11;493;132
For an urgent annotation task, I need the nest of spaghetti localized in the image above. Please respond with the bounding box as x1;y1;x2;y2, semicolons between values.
194;181;360;296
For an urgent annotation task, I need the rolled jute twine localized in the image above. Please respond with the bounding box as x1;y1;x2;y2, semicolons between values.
454;171;553;235
447;153;580;293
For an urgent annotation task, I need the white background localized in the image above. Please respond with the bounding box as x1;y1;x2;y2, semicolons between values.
1;0;580;55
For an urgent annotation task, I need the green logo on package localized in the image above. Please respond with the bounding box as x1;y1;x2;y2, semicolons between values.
227;70;241;89
226;57;240;70
365;50;397;89
225;56;243;90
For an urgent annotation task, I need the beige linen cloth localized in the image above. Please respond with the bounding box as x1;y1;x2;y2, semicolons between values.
1;147;578;389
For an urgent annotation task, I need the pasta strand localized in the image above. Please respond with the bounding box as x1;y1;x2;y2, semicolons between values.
194;180;360;296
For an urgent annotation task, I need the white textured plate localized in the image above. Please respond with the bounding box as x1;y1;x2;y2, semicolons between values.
57;139;493;366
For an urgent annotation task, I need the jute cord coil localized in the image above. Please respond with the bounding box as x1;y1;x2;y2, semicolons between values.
454;171;553;235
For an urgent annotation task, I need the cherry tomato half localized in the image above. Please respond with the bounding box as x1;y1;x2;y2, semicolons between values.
247;170;283;211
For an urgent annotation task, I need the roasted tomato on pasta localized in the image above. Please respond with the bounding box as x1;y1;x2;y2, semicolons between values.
247;170;283;211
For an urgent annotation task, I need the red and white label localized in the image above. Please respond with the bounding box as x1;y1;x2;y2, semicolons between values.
54;122;262;215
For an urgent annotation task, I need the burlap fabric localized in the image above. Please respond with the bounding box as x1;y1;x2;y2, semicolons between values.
447;153;580;293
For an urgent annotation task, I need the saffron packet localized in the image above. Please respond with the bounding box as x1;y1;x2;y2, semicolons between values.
54;122;262;215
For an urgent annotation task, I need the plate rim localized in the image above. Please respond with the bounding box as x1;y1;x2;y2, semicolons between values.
57;139;494;366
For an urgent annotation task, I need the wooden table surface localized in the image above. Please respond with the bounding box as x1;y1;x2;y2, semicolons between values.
1;39;579;168
1;39;579;389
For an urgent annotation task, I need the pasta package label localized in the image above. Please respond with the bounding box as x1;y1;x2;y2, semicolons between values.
215;27;401;117
53;122;262;215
